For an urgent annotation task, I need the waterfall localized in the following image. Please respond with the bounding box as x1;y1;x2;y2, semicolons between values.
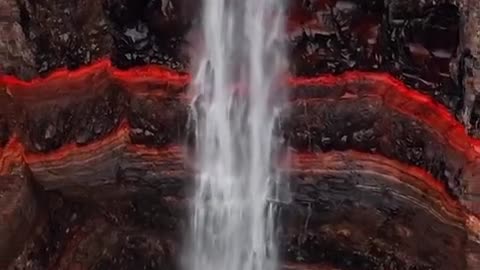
183;0;288;270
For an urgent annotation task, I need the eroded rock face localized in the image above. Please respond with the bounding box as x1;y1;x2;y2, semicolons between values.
0;0;36;79
1;0;480;270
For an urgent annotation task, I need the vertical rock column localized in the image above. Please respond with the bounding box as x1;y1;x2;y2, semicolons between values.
457;0;480;129
0;0;36;79
457;1;480;268
0;147;39;268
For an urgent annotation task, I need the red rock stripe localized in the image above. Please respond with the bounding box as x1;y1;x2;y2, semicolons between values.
1;61;480;211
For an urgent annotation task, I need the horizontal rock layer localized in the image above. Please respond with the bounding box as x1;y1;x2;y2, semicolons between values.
2;0;473;130
284;151;479;270
0;61;480;268
5;150;480;270
0;60;479;206
2;0;479;268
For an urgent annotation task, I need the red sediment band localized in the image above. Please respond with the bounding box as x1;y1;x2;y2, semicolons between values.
5;133;477;225
1;61;480;208
289;73;480;157
23;120;186;168
1;128;466;213
3;62;476;159
293;151;466;220
23;120;131;164
0;59;190;89
1;61;479;157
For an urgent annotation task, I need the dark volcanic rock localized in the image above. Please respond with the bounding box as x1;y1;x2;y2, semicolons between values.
8;191;182;270
1;0;477;130
105;0;194;71
288;0;385;75
16;0;112;74
12;73;125;153
3;0;472;134
0;0;36;79
288;1;462;109
128;94;188;146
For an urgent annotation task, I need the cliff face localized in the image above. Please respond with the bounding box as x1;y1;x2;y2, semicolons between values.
1;1;480;270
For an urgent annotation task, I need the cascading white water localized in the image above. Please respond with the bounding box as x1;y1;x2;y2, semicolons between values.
184;1;287;270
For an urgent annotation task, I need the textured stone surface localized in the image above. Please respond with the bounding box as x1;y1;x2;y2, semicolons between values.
3;66;479;201
0;0;36;79
0;0;470;117
3;0;480;134
105;0;195;71
16;0;112;74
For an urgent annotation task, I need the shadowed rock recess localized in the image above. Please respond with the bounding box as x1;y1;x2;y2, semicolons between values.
1;0;480;269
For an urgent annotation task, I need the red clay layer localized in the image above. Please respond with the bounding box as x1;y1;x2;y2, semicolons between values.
1;62;479;159
0;120;473;220
0;59;189;89
2;59;478;157
0;62;478;143
292;150;467;222
2;60;480;213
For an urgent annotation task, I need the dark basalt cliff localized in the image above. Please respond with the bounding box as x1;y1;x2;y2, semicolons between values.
1;0;480;270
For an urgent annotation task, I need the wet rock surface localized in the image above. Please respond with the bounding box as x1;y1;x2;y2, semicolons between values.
288;1;467;118
0;0;36;79
278;151;480;270
128;95;188;146
0;0;193;77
